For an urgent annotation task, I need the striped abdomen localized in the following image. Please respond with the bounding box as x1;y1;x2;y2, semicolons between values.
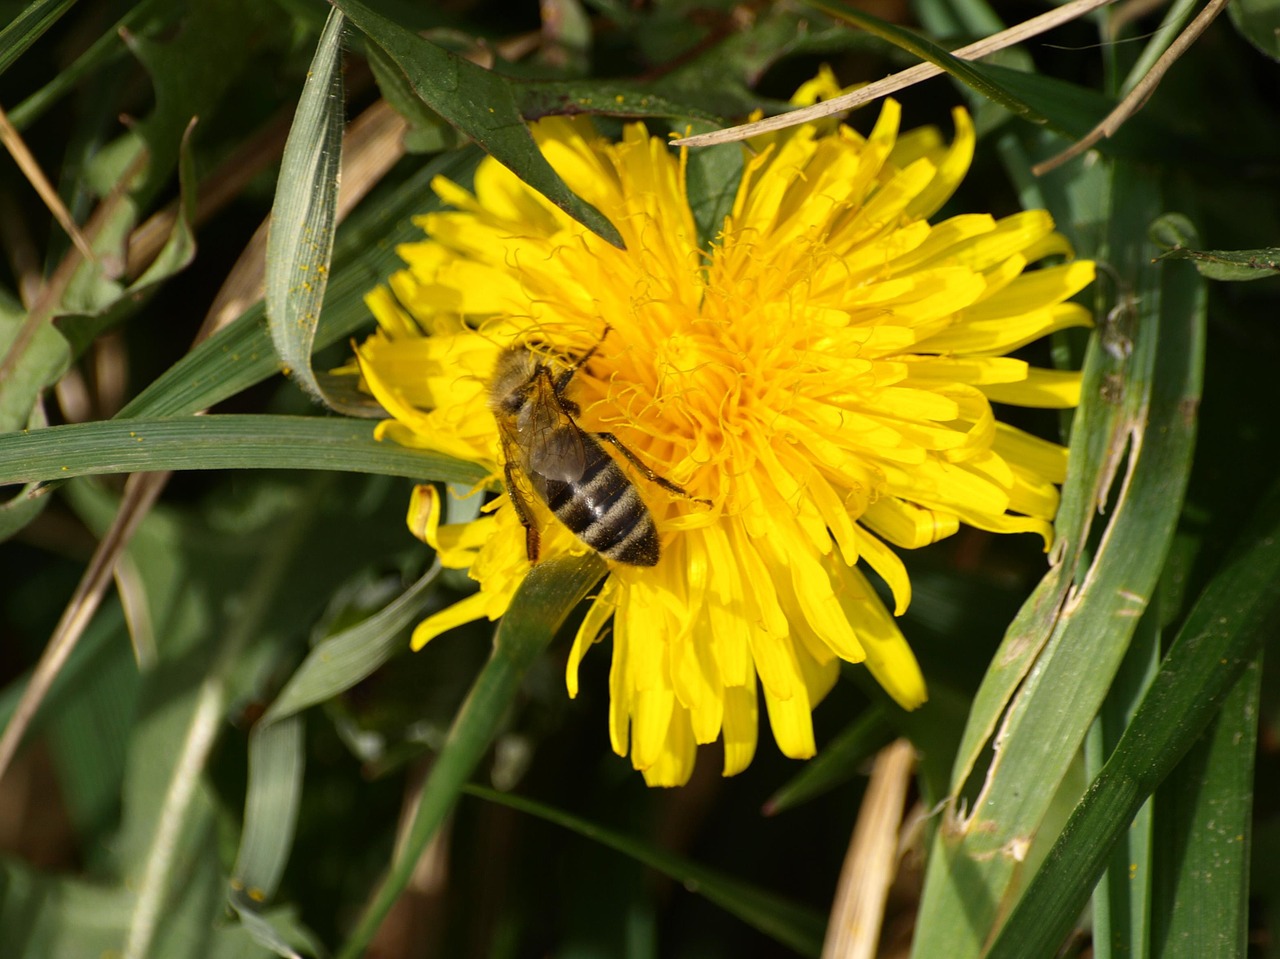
539;440;659;566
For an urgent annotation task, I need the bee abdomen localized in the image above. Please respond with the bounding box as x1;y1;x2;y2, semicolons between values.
546;453;660;566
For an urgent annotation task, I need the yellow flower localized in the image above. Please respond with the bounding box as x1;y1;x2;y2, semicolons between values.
354;95;1094;787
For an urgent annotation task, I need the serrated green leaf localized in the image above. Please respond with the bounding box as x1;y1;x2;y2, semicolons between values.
365;39;461;154
1156;246;1280;281
333;0;623;247
0;415;489;486
467;784;826;957
983;474;1280;959
336;552;606;959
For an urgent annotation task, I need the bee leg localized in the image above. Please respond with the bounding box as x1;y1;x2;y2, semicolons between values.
592;432;713;506
503;459;542;562
553;324;613;394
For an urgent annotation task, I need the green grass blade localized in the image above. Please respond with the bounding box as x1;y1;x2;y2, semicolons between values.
1088;610;1160;959
232;715;305;904
983;475;1280;959
0;0;77;76
335;553;606;959
333;0;623;248
263;562;443;723
265;8;372;416
911;167;1206;959
1150;660;1260;958
0;415;489;486
466;784;826;957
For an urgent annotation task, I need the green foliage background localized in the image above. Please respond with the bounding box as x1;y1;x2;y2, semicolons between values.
0;0;1278;956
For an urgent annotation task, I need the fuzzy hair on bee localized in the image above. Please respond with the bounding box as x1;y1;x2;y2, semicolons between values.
488;335;702;567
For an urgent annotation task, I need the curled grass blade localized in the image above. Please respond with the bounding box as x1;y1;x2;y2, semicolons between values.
335;553;606;959
983;475;1280;959
466;784;825;958
265;8;374;416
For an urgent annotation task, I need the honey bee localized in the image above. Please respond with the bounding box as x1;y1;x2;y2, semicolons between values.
488;332;703;566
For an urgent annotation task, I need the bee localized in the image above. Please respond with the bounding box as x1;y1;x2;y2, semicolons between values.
488;332;703;566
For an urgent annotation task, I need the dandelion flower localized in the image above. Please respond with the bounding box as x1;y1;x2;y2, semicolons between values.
354;91;1094;787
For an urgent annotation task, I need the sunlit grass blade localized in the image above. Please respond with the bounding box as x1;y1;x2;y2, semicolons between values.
983;475;1280;959
0;415;489;486
335;553;606;959
333;0;623;247
911;170;1207;958
466;784;826;957
266;8;373;417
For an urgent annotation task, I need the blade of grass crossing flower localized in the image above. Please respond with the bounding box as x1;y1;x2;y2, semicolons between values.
0;0;77;76
1149;660;1259;958
336;553;606;959
116;148;478;421
763;707;895;815
983;475;1280;959
911;169;1205;959
1087;609;1160;959
0;415;489;486
266;8;371;416
332;0;623;248
464;785;826;958
800;0;1048;126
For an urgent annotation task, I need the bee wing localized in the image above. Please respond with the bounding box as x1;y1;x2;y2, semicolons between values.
524;387;588;482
